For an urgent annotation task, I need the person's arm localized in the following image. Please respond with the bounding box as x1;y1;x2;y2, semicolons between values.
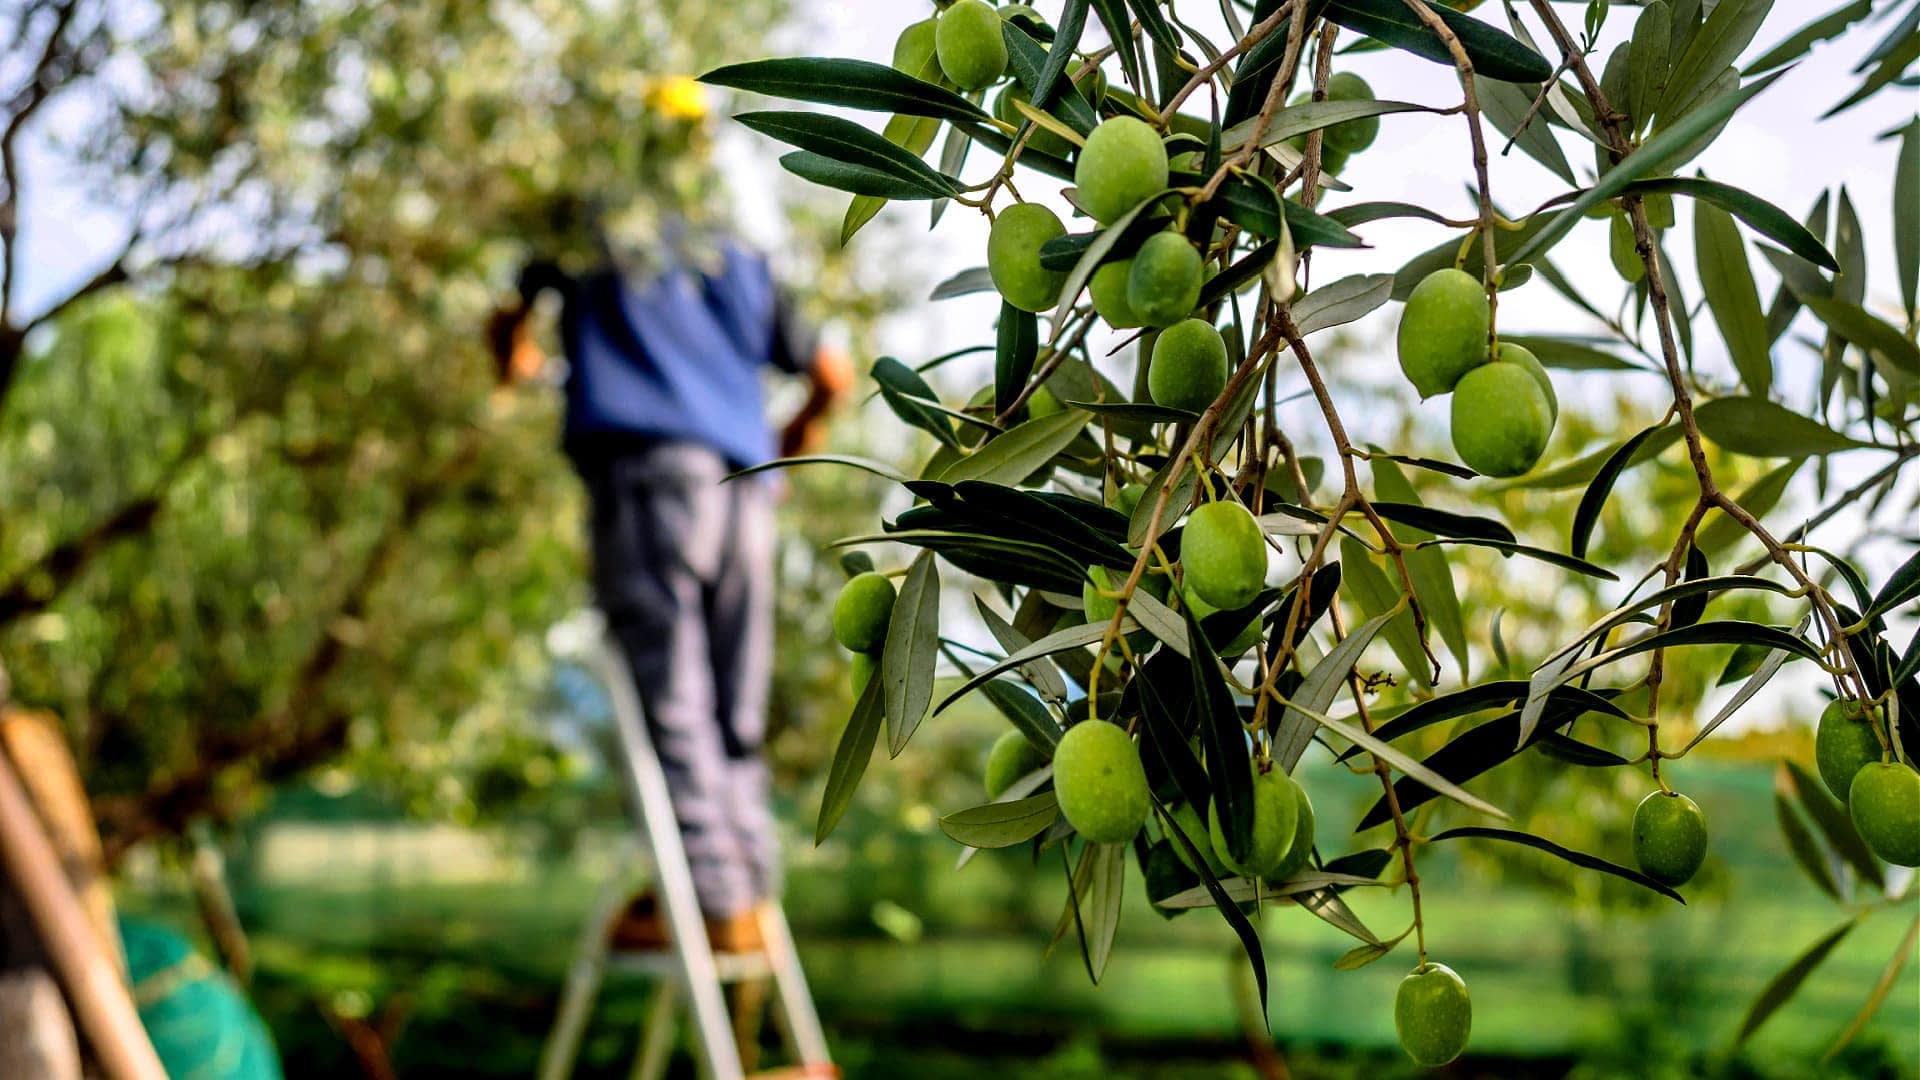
487;260;572;386
765;285;852;456
779;343;854;457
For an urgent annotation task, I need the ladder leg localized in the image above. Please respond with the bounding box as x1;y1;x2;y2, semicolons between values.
755;904;832;1069
631;981;680;1080
595;640;746;1080
538;876;630;1080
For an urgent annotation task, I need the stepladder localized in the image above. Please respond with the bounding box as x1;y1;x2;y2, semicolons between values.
537;613;835;1080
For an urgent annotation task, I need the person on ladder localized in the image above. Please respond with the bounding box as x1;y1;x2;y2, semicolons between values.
488;76;852;962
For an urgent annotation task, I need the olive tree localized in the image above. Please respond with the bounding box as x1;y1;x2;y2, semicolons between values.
705;0;1919;1063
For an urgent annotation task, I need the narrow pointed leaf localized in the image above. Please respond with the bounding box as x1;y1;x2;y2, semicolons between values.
1894;116;1918;317
780;150;952;199
1033;0;1090;107
1825;913;1920;1060
1152;801;1269;1016
1572;423;1668;558
940;793;1060;848
1373;460;1469;679
1003;21;1099;134
937;619;1125;714
1340;538;1431;687
1477;74;1577;185
1291;274;1396;336
1428;826;1684;902
1693;397;1874;456
1684;614;1810;751
1274;608;1396;771
1413;537;1619;580
704;58;990;122
742;111;960;194
1744;0;1873;74
1775;787;1844;901
1657;0;1774;123
1293;700;1510;820
728;454;908;484
1801;295;1920;375
1189;603;1254;858
817;676;886;844
1322;0;1553;83
884;551;942;755
940;409;1087;485
1735;919;1858;1044
976;597;1070;704
1505;69;1789;268
1694;197;1773;394
1781;760;1885;892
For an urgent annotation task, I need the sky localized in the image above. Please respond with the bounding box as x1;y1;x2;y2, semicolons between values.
23;0;1920;732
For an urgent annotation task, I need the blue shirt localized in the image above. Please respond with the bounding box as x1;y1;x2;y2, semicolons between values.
542;241;814;469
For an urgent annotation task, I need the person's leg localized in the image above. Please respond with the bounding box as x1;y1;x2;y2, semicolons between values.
591;445;758;919
706;473;781;905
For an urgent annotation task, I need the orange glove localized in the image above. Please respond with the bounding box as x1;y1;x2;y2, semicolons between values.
487;305;546;385
779;345;853;457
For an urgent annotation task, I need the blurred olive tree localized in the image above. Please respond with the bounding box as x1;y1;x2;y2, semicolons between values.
0;0;902;856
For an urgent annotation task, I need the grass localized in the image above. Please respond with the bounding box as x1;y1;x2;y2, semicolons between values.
116;756;1920;1078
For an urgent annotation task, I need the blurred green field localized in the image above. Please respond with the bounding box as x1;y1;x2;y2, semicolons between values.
118;756;1919;1079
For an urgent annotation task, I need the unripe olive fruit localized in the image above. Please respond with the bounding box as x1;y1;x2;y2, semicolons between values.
1323;72;1379;154
1082;564;1120;625
1169;801;1226;876
1184;586;1262;657
892;18;943;81
1284;92;1355;173
984;729;1049;799
1632;790;1708;886
1397;268;1491;398
832;571;897;652
987;202;1068;312
1848;762;1920;867
1070;59;1108;106
935;0;1008;91
1113;481;1149;519
1815;699;1883;801
1495;341;1557;424
1181;500;1267;611
993;84;1073;157
1128;231;1203;328
1088;258;1142;328
1147;317;1227;412
1265;777;1316;881
1395;962;1472;1067
1207;765;1298;878
1052;720;1151;843
1450;361;1553;478
1028;384;1063;418
1074;116;1168;224
850;651;877;696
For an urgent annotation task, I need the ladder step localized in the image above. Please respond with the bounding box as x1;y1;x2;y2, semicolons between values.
607;948;776;982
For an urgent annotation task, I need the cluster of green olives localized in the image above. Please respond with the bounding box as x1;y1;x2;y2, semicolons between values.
1396;268;1557;477
1815;700;1920;866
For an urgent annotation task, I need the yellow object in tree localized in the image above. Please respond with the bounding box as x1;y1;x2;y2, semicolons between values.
647;75;709;121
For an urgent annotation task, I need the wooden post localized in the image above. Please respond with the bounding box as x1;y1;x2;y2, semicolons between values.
0;744;167;1080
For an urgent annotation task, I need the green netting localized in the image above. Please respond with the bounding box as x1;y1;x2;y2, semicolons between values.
120;917;283;1080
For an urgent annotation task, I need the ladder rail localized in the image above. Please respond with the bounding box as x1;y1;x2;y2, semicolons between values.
590;637;747;1080
537;612;833;1078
